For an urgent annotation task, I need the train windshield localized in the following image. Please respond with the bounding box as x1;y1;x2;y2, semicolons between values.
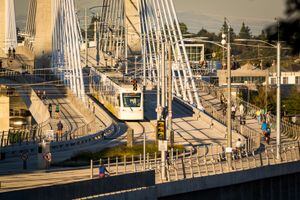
123;93;141;108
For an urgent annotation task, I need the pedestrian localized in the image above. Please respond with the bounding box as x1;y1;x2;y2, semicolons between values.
99;162;109;178
166;151;170;166
235;138;244;152
42;90;46;100
239;103;245;125
55;104;60;119
44;152;52;169
8;47;11;57
57;120;63;140
20;151;29;170
266;125;271;145
48;103;52;118
231;104;236;120
0;59;2;68
260;108;265;121
261;120;268;143
256;109;261;124
12;48;16;59
37;90;41;98
266;111;271;125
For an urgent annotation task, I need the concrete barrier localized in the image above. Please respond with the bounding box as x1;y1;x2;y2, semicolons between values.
157;161;300;198
0;171;155;200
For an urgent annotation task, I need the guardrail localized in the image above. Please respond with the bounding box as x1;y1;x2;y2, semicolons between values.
88;141;300;183
194;79;300;148
236;97;300;140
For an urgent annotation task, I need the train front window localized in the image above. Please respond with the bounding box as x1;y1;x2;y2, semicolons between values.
123;93;141;108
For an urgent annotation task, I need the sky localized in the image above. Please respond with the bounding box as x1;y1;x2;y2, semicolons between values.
14;0;285;35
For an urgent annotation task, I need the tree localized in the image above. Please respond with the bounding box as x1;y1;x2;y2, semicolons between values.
179;22;189;35
266;0;300;54
238;22;252;39
256;30;267;40
282;86;300;115
197;28;218;41
219;20;236;40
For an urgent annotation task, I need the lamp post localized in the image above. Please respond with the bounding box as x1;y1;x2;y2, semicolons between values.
235;38;281;160
220;18;232;165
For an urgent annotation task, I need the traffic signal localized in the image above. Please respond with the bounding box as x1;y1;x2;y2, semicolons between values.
156;120;166;140
131;79;137;91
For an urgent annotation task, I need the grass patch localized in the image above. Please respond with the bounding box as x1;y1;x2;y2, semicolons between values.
54;142;185;167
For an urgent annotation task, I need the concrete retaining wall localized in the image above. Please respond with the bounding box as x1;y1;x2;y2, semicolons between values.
0;171;155;200
157;161;300;198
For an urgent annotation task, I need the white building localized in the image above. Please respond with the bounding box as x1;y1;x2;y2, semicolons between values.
269;71;300;85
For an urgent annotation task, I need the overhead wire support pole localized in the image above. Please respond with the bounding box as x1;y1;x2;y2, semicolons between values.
276;39;281;161
225;18;232;168
167;42;173;147
85;8;88;68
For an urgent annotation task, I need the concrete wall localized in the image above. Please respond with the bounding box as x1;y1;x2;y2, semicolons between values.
157;161;300;199
124;0;141;54
0;171;155;200
19;88;50;124
0;96;10;132
34;0;52;68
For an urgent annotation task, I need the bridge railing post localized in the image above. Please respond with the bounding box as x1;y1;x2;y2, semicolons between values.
154;152;157;170
124;155;126;173
116;157;118;175
90;159;93;179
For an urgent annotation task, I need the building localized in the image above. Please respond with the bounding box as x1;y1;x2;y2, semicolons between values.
217;63;268;89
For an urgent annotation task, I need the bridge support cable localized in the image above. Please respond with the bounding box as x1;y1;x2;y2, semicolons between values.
137;0;203;109
51;0;85;102
92;0;203;109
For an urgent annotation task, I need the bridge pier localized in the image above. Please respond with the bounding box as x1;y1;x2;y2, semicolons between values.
0;0;17;58
0;95;10;132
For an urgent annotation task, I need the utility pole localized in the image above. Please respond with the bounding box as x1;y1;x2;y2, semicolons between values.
276;41;281;160
143;35;146;86
134;56;138;79
167;42;173;147
161;43;166;108
125;25;128;74
96;13;100;66
85;8;88;68
226;19;232;167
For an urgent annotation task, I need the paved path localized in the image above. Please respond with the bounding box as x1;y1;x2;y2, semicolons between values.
196;88;293;146
144;91;240;150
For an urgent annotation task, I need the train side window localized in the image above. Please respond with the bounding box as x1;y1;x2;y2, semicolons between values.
117;95;120;107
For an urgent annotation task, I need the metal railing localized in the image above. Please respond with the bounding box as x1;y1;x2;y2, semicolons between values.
195;79;300;143
88;141;300;183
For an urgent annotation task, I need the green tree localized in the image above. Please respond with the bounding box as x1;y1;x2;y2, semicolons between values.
238;22;252;39
282;86;300;115
219;20;236;40
179;22;189;35
197;28;218;41
256;30;267;40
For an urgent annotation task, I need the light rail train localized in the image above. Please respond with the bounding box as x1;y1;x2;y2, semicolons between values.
89;67;144;121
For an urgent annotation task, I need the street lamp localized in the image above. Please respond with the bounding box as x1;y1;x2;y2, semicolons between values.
235;38;281;160
221;18;233;165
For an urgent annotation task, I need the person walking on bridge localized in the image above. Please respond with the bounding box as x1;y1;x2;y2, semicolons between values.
99;162;109;178
48;103;52;118
57;120;63;141
55;104;60;119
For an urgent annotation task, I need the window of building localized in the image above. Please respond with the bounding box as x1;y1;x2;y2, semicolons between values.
295;76;300;85
270;78;276;85
283;77;288;84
